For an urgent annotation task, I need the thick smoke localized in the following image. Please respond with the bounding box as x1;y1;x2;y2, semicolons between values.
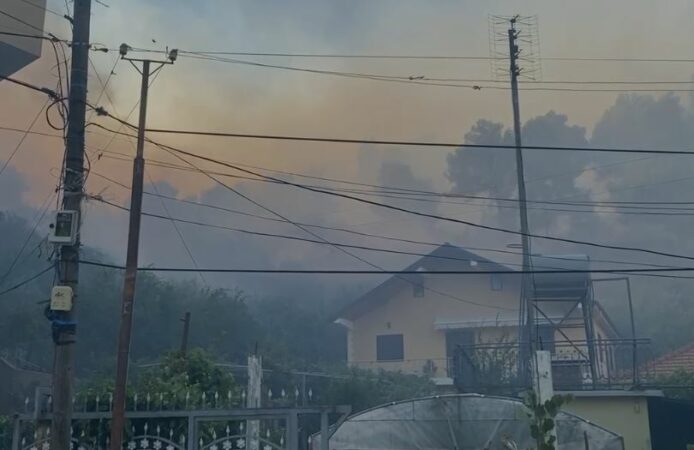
445;94;694;349
4;90;694;352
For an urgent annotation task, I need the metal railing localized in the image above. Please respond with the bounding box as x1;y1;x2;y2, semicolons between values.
451;338;654;393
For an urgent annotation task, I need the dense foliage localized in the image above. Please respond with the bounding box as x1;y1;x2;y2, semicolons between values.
0;213;436;415
0;213;345;377
316;367;435;412
654;370;694;401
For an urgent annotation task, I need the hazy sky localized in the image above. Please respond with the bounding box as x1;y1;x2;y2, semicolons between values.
3;0;694;297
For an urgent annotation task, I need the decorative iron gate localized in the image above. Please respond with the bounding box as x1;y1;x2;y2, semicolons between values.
9;390;349;450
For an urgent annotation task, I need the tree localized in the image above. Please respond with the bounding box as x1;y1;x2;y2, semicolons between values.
655;369;694;401
138;349;239;404
81;348;239;410
317;367;435;412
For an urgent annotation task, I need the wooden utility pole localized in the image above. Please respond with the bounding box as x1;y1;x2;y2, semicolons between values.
51;1;92;449
109;48;175;450
108;55;151;450
180;312;191;355
507;16;535;384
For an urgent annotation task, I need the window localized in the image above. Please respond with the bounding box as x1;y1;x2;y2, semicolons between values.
490;274;503;291
377;334;404;361
413;282;424;297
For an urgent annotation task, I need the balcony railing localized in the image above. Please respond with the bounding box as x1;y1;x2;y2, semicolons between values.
451;338;654;393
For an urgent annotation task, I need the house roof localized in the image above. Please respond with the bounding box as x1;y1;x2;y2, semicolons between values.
335;243;514;321
648;343;694;377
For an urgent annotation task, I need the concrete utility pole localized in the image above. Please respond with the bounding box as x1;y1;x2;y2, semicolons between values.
247;355;262;450
507;16;536;384
51;1;91;450
532;351;558;447
109;46;176;450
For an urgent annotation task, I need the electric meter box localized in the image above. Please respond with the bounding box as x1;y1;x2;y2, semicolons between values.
50;286;73;311
48;210;78;245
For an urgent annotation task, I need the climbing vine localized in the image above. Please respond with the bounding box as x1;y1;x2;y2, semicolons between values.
523;392;572;450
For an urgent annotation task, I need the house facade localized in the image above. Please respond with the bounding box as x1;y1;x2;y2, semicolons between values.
335;244;621;388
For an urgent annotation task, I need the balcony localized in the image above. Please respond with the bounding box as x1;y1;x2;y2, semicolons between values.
451;338;654;394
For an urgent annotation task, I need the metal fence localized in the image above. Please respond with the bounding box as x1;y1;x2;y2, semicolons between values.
3;387;349;450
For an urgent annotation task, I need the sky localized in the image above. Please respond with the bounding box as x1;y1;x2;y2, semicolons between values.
3;0;694;310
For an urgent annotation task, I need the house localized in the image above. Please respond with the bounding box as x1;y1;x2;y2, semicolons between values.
646;342;694;378
334;244;623;389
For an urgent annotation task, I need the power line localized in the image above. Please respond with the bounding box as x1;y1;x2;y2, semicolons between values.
89;193;694;281
138;124;694;156
132;47;694;64
143;137;694;264
0;30;66;42
86;116;694;264
77;259;694;275
85;126;694;279
88;170;694;272
0;265;54;297
0;99;50;177
0;190;57;287
17;0;67;18
0;124;119;141
86;67;163;160
178;53;694;93
542;56;694;63
4;36;690;89
0;8;46;33
0;73;60;99
85;56;207;288
90;123;694;219
177;50;498;60
92;139;694;212
145;168;208;287
150;139;515;311
415;78;694;85
91;149;694;217
87;55;119;122
94;123;694;213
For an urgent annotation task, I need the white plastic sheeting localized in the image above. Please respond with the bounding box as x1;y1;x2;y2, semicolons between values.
320;394;623;450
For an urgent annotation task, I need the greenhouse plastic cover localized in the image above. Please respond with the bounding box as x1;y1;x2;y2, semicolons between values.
318;394;623;450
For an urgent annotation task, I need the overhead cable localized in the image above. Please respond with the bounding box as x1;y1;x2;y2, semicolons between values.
77;259;694;276
0;265;54;297
140;125;694;156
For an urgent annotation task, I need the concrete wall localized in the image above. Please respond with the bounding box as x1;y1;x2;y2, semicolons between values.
564;394;653;450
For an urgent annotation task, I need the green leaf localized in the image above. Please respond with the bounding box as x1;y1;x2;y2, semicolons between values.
542;418;554;432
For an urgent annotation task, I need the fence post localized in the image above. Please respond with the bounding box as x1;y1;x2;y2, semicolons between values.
247;355;262;450
320;411;328;450
186;415;195;450
11;416;20;450
286;411;298;450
